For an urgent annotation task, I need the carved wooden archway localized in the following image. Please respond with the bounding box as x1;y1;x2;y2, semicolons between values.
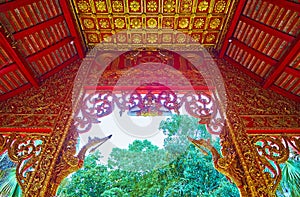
1;42;299;196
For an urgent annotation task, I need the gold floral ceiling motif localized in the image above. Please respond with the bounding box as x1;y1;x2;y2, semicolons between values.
72;0;235;48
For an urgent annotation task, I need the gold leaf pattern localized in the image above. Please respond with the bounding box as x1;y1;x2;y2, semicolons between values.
198;1;208;11
95;0;106;12
112;0;123;12
77;0;90;12
131;18;141;28
215;0;226;13
147;0;157;11
83;19;94;28
206;34;215;42
194;18;204;28
147;18;157;28
163;0;175;13
88;34;98;42
132;34;142;43
147;34;158;43
210;18;221;29
130;0;140;12
99;19;109;28
114;18;125;28
178;18;189;28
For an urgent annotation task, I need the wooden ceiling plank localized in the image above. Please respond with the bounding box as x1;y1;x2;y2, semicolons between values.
261;3;274;24
256;1;268;22
240;16;294;42
0;29;39;88
59;0;85;59
263;0;300;14
231;38;277;65
273;9;288;30
26;36;73;62
263;36;300;89
13;15;64;40
286;13;300;36
289;79;300;93
0;0;39;12
286;67;300;78
219;0;247;58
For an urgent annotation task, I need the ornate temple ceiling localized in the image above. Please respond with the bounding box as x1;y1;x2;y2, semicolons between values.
0;0;299;102
71;0;236;48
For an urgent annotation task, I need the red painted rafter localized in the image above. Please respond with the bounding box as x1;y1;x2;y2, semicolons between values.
263;36;300;88
263;0;300;13
285;67;300;78
247;128;300;135
269;85;300;103
219;0;246;58
240;16;294;42
26;37;74;62
13;15;65;40
231;39;277;65
0;29;39;88
59;0;85;59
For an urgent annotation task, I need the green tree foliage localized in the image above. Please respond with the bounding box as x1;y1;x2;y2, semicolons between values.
58;115;240;196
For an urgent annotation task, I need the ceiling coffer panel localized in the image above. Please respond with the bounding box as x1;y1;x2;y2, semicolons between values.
72;0;236;48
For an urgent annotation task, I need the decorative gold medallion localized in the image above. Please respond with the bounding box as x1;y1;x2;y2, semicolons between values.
163;0;175;12
147;18;157;28
181;0;192;12
114;18;125;28
117;34;126;42
88;34;98;42
162;34;172;42
178;18;189;28
163;18;173;28
99;19;109;28
132;34;142;43
147;0;157;11
210;18;221;29
194;18;204;28
215;0;226;13
77;0;90;12
103;34;112;42
83;19;95;28
112;0;123;12
192;34;201;42
198;1;208;11
130;0;140;11
147;34;158;43
95;0;107;12
206;34;215;42
177;34;186;43
131;18;142;28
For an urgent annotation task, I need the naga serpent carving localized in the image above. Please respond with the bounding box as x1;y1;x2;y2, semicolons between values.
49;133;112;195
187;137;244;188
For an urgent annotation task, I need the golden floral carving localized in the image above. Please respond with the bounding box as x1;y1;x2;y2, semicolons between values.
130;0;140;11
95;0;107;12
147;34;158;43
83;19;95;29
114;18;125;28
147;0;157;11
206;34;215;42
112;0;123;12
210;18;221;29
163;18;173;28
178;18;189;28
163;0;175;13
130;18;142;28
132;34;142;43
194;18;204;28
88;34;98;42
192;34;200;42
177;34;186;43
198;0;208;11
215;0;226;13
181;0;192;12
77;0;90;12
99;19;109;28
147;18;157;28
103;34;112;42
162;34;172;42
117;34;126;42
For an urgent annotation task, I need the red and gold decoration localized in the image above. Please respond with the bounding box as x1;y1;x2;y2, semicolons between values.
72;0;234;48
